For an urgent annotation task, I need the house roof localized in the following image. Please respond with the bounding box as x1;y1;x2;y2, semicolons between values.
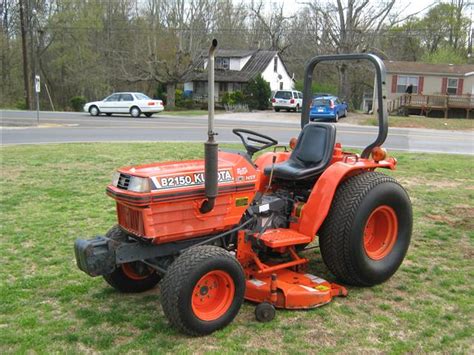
183;50;286;83
385;61;474;77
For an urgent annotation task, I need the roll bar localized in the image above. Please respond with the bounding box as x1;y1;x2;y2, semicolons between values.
301;54;388;159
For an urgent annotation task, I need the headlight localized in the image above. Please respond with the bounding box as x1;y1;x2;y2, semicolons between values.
128;176;151;193
111;171;120;186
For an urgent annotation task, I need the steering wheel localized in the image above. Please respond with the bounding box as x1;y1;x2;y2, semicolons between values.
232;129;278;157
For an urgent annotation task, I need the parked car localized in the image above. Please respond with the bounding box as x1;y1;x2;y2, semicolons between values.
309;95;348;122
271;90;303;112
84;92;164;118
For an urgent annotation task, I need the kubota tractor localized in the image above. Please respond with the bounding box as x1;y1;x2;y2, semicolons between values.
75;40;412;336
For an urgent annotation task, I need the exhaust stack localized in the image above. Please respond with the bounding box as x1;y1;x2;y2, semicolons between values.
200;39;218;214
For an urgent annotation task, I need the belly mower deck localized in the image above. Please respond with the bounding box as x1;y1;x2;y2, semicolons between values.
236;229;347;321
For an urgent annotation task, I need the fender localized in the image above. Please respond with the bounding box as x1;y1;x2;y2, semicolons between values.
298;158;396;238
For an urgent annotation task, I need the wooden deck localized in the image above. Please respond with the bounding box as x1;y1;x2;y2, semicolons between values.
388;94;473;118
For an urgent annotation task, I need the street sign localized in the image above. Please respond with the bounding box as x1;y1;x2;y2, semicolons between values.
35;75;41;93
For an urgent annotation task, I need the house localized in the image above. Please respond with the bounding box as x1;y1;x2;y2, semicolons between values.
183;49;294;100
373;61;474;118
385;61;474;97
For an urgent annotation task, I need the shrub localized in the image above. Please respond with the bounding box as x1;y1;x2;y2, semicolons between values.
175;89;184;107
15;99;27;110
70;96;87;112
244;76;271;110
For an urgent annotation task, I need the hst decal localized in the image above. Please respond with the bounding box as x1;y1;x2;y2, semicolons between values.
151;170;233;190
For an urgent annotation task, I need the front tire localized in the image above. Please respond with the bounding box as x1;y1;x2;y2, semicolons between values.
319;172;412;286
102;225;161;293
89;105;100;116
160;245;245;336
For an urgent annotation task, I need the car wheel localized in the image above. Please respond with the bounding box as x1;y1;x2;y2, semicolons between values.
296;104;300;112
144;113;153;118
343;109;348;117
274;108;280;112
130;106;141;118
106;113;112;116
334;113;339;122
89;105;100;116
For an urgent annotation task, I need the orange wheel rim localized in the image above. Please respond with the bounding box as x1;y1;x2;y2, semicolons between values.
191;270;235;321
363;205;398;260
121;263;152;280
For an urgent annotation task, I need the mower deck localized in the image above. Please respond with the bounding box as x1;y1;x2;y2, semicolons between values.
245;269;347;309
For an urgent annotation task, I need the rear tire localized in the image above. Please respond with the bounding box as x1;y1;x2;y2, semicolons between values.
102;225;161;293
275;108;280;112
319;172;412;286
130;106;141;118
106;113;112;116
334;113;339;122
160;245;245;336
144;113;153;118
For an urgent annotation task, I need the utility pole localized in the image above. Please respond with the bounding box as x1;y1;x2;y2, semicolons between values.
19;0;32;109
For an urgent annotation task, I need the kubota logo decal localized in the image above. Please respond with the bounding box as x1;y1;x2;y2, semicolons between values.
151;170;233;190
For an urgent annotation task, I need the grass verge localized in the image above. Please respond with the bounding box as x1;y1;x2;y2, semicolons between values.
1;143;473;353
361;115;474;130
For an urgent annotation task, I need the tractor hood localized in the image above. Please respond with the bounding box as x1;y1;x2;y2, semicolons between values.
106;151;258;205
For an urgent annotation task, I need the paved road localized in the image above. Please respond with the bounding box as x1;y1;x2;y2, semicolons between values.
1;110;473;155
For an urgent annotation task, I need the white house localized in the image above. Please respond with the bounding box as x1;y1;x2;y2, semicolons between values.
183;49;294;100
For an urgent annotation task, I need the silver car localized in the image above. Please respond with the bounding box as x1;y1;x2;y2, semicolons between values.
84;92;165;118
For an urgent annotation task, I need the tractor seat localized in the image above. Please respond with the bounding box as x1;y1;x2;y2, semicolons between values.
264;123;336;180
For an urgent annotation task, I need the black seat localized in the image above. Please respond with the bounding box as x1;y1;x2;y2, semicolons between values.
264;123;336;180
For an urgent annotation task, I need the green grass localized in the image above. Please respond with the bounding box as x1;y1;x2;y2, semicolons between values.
362;115;474;130
160;109;220;116
1;143;473;353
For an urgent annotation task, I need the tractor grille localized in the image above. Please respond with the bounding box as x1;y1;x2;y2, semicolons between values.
117;173;131;190
117;203;145;236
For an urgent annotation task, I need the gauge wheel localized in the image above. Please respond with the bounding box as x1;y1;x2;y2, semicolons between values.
319;172;412;286
89;105;100;116
160;245;245;336
130;106;141;118
102;225;161;292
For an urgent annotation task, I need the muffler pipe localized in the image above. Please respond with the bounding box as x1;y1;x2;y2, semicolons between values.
200;39;218;214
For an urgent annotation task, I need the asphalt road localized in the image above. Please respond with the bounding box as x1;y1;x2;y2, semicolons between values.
1;110;473;155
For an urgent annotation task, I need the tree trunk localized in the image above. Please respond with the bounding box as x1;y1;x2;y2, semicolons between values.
167;82;176;107
338;64;351;105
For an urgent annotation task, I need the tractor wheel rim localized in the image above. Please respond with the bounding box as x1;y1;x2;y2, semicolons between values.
363;205;398;260
121;262;152;280
191;270;235;321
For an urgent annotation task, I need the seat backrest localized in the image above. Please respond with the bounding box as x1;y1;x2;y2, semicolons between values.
291;123;336;167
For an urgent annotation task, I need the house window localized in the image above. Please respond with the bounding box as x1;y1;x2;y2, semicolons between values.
447;78;458;95
397;75;418;93
216;57;230;70
274;57;278;72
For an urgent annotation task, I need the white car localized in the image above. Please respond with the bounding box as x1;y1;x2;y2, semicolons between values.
271;90;303;112
84;92;164;118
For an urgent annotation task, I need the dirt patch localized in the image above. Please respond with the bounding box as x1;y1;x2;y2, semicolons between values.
450;205;474;231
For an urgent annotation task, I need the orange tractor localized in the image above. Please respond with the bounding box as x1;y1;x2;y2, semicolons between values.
75;40;412;335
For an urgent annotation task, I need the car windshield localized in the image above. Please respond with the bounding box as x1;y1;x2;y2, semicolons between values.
312;98;332;106
135;93;151;100
274;91;292;100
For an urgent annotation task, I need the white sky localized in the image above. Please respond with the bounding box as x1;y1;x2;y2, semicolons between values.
268;0;451;20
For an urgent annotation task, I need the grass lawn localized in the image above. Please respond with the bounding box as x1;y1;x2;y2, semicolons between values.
361;115;474;130
1;143;473;353
159;109;219;116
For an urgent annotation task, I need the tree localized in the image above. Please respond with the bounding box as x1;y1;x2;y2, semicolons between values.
244;75;271;110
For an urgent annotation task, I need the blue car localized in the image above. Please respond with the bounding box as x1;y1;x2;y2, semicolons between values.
309;96;348;122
